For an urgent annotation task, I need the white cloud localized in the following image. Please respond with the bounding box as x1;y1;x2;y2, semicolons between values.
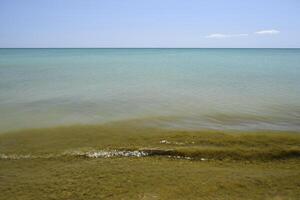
206;33;248;39
255;29;280;35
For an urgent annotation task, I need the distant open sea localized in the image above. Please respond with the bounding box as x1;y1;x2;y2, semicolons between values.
0;48;299;132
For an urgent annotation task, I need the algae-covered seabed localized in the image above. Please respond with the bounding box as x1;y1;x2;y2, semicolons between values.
0;121;300;200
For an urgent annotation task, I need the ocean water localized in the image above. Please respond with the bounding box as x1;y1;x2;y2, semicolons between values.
0;48;299;132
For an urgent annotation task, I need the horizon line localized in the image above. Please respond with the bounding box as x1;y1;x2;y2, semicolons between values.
1;47;300;49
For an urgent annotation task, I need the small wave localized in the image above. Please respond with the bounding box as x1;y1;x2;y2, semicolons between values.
0;149;194;161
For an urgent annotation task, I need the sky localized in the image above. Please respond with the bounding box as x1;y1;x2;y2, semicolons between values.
0;0;300;48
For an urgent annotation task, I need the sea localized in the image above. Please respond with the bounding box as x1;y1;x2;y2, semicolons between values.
0;48;299;132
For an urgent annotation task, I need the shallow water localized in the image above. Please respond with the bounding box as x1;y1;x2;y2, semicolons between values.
0;48;299;132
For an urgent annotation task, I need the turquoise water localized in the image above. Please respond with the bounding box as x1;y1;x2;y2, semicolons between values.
0;48;299;132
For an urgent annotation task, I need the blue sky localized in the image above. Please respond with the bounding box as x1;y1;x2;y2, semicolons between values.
0;0;299;48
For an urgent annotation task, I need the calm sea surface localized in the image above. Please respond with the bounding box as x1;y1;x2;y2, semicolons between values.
0;48;299;132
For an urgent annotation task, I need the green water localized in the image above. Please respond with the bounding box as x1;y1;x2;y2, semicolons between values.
0;48;299;132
